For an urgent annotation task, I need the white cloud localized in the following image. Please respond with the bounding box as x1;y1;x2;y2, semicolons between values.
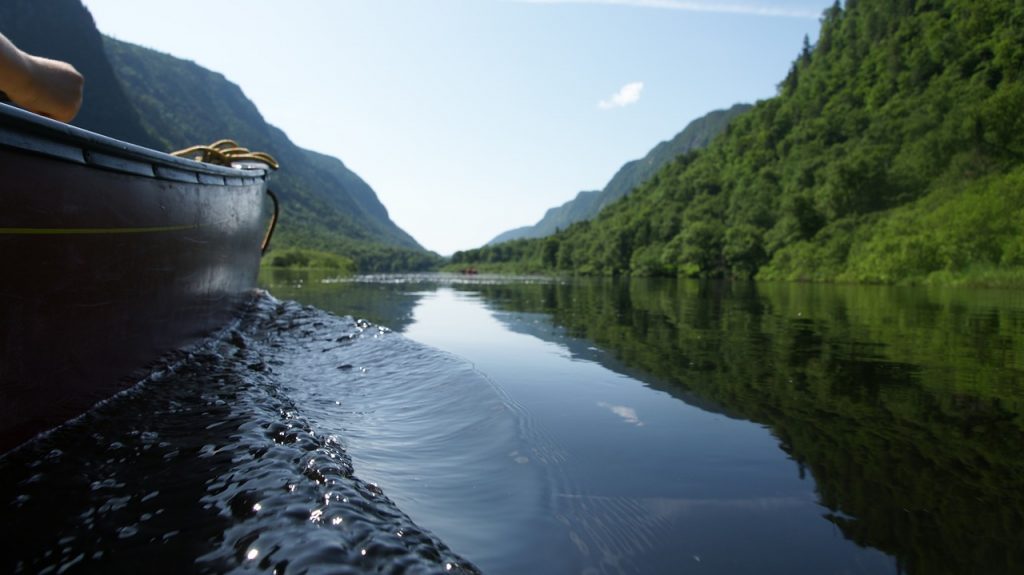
598;402;645;425
598;81;644;110
515;0;818;19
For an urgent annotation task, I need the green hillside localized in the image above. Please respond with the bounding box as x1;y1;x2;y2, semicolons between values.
456;0;1024;286
487;104;750;245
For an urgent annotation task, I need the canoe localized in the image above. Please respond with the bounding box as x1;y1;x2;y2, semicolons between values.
0;103;275;453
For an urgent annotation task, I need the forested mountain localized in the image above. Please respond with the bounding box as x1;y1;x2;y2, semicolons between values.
103;38;438;271
1;0;438;272
487;104;750;245
455;0;1024;286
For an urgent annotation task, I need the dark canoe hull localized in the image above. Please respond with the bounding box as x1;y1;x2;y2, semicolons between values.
0;104;271;453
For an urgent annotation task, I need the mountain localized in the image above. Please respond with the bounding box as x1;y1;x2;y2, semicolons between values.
102;38;436;270
487;191;602;245
487;104;751;245
455;0;1024;286
1;0;438;272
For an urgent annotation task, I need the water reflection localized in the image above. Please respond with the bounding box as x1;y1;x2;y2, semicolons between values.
467;278;1024;575
259;268;425;331
263;273;1024;575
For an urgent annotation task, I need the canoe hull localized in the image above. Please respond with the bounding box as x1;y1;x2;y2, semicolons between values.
0;105;270;452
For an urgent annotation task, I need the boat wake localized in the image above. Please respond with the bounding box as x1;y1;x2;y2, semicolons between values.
0;292;479;574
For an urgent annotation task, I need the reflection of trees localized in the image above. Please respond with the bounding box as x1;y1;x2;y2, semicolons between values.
470;279;1024;575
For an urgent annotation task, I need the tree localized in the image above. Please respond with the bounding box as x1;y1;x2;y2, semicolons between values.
680;221;726;275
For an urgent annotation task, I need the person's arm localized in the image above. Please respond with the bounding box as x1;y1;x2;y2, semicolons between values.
0;33;83;122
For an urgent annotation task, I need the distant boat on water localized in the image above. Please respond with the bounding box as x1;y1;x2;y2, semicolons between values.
0;103;276;453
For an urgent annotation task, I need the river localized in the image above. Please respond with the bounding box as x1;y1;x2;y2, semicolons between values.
258;272;1024;575
3;272;1022;574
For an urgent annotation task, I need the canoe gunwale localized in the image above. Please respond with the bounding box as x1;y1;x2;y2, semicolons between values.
0;102;268;185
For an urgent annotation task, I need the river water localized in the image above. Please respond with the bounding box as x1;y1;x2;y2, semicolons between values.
4;272;1023;574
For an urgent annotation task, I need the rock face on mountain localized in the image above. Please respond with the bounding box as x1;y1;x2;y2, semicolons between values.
487;104;751;245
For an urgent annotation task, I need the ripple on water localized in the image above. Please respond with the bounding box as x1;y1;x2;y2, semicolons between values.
0;294;479;574
261;299;566;573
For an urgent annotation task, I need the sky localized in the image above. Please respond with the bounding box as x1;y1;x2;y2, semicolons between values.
80;0;833;255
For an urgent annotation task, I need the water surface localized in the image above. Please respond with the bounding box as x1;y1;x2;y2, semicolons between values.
262;271;1024;575
5;272;1022;575
1;295;478;574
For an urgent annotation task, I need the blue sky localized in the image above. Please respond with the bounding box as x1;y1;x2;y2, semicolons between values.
81;0;832;255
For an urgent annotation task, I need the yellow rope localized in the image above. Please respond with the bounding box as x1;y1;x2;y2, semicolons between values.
171;139;279;170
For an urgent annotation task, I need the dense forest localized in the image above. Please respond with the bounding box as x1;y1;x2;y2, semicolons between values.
453;0;1024;286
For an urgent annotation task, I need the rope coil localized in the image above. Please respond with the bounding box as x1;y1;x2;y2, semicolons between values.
171;139;279;170
171;140;281;256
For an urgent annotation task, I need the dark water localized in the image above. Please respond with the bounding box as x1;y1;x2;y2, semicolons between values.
4;272;1023;574
0;296;478;574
